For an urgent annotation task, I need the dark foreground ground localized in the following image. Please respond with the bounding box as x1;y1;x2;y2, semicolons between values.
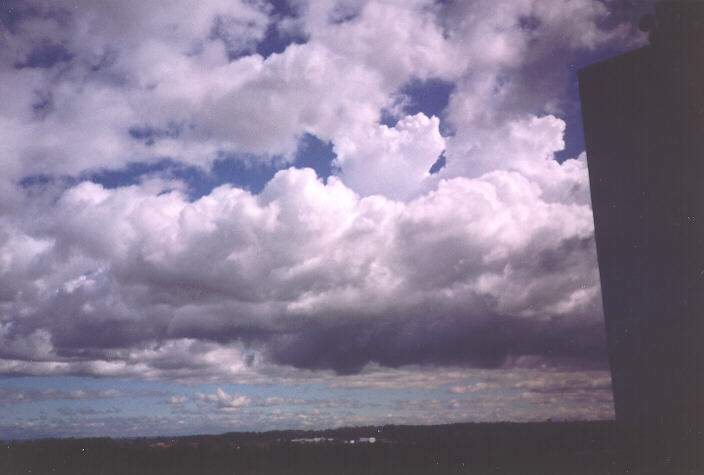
2;420;702;474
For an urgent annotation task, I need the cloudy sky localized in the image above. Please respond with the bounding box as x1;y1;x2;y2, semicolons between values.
0;0;655;439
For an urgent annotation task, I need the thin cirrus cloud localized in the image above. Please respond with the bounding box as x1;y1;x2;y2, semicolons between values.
0;0;651;436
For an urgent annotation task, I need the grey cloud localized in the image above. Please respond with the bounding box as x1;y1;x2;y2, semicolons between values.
0;388;163;406
0;164;603;379
267;311;608;375
56;407;118;416
450;370;612;396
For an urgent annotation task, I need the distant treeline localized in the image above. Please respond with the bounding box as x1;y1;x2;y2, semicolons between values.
1;420;701;474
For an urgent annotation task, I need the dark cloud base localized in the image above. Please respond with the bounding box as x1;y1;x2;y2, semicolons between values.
269;314;608;375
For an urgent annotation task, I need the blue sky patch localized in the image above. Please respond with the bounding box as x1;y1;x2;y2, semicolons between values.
14;40;73;69
401;78;455;120
87;133;335;198
128;122;183;146
256;0;308;58
381;78;455;136
429;151;446;174
292;133;337;180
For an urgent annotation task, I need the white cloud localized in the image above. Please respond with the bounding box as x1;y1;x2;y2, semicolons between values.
0;0;641;390
0;155;602;378
0;0;463;177
334;113;445;200
0;0;636;184
167;395;189;405
196;388;252;411
301;0;466;86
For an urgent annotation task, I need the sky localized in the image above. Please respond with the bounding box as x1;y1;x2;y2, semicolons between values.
0;0;657;439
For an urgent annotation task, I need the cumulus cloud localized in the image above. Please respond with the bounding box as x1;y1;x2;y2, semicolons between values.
0;0;461;178
0;159;604;377
167;395;189;405
334;113;445;200
195;388;252;412
0;0;643;395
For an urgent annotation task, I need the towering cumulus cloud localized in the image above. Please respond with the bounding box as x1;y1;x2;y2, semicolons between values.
0;0;650;435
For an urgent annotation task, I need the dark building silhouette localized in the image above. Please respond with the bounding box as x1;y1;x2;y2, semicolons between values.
579;0;704;439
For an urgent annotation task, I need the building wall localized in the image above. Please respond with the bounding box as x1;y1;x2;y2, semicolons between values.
579;9;704;435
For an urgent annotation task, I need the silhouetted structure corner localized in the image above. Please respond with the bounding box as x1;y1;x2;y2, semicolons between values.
579;0;704;463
